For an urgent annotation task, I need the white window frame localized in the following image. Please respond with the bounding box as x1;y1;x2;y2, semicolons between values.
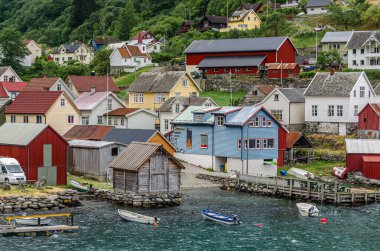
337;105;343;117
36;115;42;124
216;116;224;126
312;105;318;117
164;119;169;130
200;134;208;149
60;98;65;107
328;105;335;117
354;105;359;116
182;79;188;87
68;115;74;124
360;87;365;98
97;116;103;124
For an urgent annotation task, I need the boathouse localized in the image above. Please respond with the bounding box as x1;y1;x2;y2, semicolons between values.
67;140;127;181
109;142;184;193
0;123;68;185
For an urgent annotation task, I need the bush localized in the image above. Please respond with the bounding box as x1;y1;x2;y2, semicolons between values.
299;71;317;79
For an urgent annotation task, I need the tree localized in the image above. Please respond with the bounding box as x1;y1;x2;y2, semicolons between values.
328;5;360;30
69;0;97;29
90;48;112;75
363;6;380;28
0;27;27;72
317;50;342;69
114;0;139;40
261;12;287;37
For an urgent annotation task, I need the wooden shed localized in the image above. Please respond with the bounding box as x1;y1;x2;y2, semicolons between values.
67;140;127;181
109;142;184;194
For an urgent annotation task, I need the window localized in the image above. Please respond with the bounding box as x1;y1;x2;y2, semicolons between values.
175;92;181;97
354;90;356;97
337;105;343;117
237;139;242;150
164;119;169;130
328;105;334;117
214;68;219;73
262;139;275;149
216;116;224;126
353;49;356;54
224;68;229;73
360;87;365;98
236;67;241;72
369;91;371;98
57;84;62;91
262;117;267;127
133;93;144;103
271;110;283;121
360;60;365;66
154;93;166;103
354;105;358;116
254;116;260;127
11;92;16;100
252;90;258;96
248;121;254;127
36;115;42;124
312;105;318;117
195;114;203;122
182;79;188;87
267;119;272;127
111;147;119;156
107;99;112;110
200;135;208;148
361;48;365;54
155;110;160;118
175;104;180;113
60;98;65;107
246;67;252;71
10;115;16;123
121;118;125;126
97;116;103;124
23;116;28;123
255;139;261;149
68;115;74;124
352;60;357;66
113;118;118;125
3;75;8;81
108;118;111;125
274;94;279;101
81;116;89;125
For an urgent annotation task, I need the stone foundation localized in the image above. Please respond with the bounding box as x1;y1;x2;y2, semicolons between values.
305;122;357;135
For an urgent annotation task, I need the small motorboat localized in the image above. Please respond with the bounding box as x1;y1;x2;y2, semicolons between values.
288;168;314;180
69;180;90;192
332;167;349;179
201;209;241;225
15;218;51;226
296;203;320;217
118;209;159;225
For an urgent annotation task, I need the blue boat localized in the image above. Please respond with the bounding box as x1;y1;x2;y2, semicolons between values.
201;209;241;225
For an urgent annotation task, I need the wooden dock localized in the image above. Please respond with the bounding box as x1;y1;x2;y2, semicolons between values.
0;225;79;235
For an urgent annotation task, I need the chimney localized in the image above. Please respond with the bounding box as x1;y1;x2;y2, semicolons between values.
329;68;335;76
90;85;96;95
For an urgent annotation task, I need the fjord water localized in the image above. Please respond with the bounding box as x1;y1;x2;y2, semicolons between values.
1;188;379;251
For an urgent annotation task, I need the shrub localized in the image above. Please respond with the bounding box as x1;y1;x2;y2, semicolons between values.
299;71;316;79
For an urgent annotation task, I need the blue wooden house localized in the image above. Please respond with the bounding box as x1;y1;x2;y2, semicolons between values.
171;106;287;177
89;38;117;52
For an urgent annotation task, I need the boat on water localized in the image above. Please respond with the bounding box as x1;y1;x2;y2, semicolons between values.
15;218;51;226
118;209;159;225
201;209;241;225
69;180;90;192
288;168;315;180
296;203;320;217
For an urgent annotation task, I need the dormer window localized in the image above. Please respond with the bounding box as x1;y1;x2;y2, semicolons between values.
175;104;180;113
216;116;224;126
195;114;203;122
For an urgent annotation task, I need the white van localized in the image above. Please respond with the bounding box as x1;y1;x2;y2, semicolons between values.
0;157;26;184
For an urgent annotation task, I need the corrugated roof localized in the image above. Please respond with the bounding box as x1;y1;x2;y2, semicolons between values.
362;155;380;162
109;142;160;171
225;106;260;125
23;78;60;91
346;31;380;49
68;140;119;148
286;131;302;148
67;76;119;93
0;123;48;146
266;63;298;70
346;139;380;154
320;31;353;43
185;37;289;54
304;72;362;97
212;106;242;115
198;55;266;68
63;125;114;141
1;82;27;92
255;85;278;95
278;88;305;103
158;96;216;112
102;128;157;145
75;92;109;110
5;91;62;114
171;106;214;124
104;108;140;116
306;0;331;8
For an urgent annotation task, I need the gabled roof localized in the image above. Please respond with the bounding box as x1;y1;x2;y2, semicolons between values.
278;88;305;103
67;76;119;93
346;31;380;49
53;43;81;54
346;138;380;154
267;63;299;70
229;10;253;22
101;128;157;145
358;103;380;118
304;72;363;97
0;66;10;77
254;85;278;95
0;123;48;146
306;0;332;8
68;140;122;148
0;83;8;98
117;45;150;58
198;55;266;68
237;3;263;12
131;31;156;41
203;15;227;24
185;37;292;54
286;131;313;149
104;108;156;117
127;71;201;93
5;91;63;114
158;96;217;112
1;81;27;92
63;125;114;141
75;92;123;110
321;31;353;43
23;77;61;91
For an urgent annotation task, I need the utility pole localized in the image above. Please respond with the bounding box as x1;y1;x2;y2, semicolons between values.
227;0;229;19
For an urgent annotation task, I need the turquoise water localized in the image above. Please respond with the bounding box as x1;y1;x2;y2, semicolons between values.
1;188;379;251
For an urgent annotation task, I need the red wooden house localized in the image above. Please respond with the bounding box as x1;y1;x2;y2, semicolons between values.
0;123;68;185
357;103;380;139
185;36;297;76
266;63;300;79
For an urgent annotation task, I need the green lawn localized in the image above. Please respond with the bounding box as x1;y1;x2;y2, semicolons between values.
291;33;324;49
279;161;345;177
200;90;246;106
67;175;113;189
113;66;155;87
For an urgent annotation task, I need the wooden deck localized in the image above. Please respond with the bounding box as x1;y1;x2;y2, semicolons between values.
0;225;79;234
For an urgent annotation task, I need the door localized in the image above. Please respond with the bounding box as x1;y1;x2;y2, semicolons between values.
338;123;347;136
43;144;52;167
151;174;165;191
39;144;57;185
151;154;165;192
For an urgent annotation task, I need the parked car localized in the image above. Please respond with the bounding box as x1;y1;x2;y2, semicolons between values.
304;66;318;72
0;157;26;184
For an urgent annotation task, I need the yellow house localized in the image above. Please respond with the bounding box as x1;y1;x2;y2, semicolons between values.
220;9;261;32
5;91;81;135
126;71;202;119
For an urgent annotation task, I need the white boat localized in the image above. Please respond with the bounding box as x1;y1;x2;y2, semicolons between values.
296;203;320;217
288;168;315;180
332;167;349;179
117;209;159;225
15;218;51;226
69;180;90;192
201;209;241;225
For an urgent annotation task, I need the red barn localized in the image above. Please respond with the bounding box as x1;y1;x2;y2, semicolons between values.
0;123;68;185
266;63;300;79
185;36;297;76
357;103;380;139
345;138;380;180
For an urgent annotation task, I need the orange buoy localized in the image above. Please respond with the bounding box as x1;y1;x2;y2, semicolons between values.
320;218;328;224
257;223;262;227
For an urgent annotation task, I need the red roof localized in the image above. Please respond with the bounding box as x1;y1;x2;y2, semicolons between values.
63;125;114;141
286;131;302;148
5;91;63;114
267;63;299;70
1;82;27;92
104;108;139;116
117;46;150;59
23;78;60;92
0;83;8;98
369;103;380;117
131;31;157;42
362;155;380;162
67;76;120;93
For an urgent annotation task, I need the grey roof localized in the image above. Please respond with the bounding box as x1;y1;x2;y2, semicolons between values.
185;37;289;54
158;96;216;112
101;128;157;145
306;0;332;8
229;10;251;21
278;88;306;103
0;123;48;146
346;31;380;49
53;43;81;54
68;140;121;148
0;66;10;77
321;31;353;43
346;138;380;154
127;71;191;93
198;56;266;68
304;72;362;97
375;83;380;95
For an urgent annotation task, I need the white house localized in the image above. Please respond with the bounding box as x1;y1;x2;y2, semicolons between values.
0;66;22;82
128;31;163;53
346;30;380;69
23;77;77;101
320;31;353;65
304;71;376;135
305;0;331;15
51;43;94;65
103;108;156;129
259;88;306;130
158;96;218;135
75;89;126;125
280;0;299;8
22;40;42;67
109;45;152;73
